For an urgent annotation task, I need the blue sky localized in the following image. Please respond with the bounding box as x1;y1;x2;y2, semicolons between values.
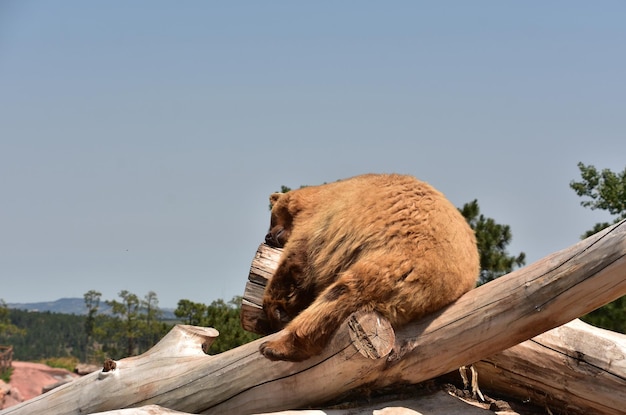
1;2;625;308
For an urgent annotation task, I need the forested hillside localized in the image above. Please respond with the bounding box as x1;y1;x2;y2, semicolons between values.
0;294;258;363
1;309;87;361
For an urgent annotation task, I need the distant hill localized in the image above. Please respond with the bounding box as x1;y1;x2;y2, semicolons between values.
8;298;90;315
7;297;176;320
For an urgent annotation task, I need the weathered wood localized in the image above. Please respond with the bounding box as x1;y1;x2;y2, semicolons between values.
475;318;626;415
0;325;220;415
2;221;625;415
241;244;282;333
348;311;395;359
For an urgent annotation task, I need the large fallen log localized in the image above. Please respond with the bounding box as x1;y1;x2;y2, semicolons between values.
474;318;626;414
2;221;625;415
75;317;626;415
245;237;626;414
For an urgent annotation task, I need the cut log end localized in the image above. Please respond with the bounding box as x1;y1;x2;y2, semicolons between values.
241;243;283;334
348;311;395;359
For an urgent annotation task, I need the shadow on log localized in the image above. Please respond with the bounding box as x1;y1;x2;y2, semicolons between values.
2;221;625;415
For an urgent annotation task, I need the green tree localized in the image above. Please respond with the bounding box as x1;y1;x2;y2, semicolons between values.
86;290;172;360
0;309;83;361
174;299;207;326
204;297;260;354
0;299;25;338
459;200;526;285
570;162;626;333
0;298;24;381
83;290;101;362
140;291;164;351
174;297;259;353
570;162;626;238
106;290;142;357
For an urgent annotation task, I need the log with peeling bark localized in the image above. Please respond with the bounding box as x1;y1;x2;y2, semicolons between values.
2;221;626;415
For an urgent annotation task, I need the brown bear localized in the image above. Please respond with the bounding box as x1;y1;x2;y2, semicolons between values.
260;173;480;362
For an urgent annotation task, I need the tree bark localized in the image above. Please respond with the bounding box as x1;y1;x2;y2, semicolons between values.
2;221;625;415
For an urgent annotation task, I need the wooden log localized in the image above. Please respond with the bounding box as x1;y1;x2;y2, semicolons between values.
243;237;626;410
241;244;282;333
2;220;625;415
474;318;626;415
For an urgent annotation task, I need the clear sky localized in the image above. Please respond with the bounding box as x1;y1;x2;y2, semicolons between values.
1;2;625;308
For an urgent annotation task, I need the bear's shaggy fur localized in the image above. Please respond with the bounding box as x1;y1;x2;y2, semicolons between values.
260;173;479;361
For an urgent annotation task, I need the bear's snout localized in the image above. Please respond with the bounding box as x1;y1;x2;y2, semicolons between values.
265;231;279;247
265;228;286;248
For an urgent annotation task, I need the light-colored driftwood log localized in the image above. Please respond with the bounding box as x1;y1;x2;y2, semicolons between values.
475;318;626;415
2;221;625;415
241;242;282;333
82;319;626;415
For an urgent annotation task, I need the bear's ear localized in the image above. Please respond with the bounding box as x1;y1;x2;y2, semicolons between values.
269;192;285;208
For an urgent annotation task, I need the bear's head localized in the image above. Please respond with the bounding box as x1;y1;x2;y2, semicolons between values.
265;192;293;248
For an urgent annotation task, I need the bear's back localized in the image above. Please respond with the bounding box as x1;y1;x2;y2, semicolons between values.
299;174;478;290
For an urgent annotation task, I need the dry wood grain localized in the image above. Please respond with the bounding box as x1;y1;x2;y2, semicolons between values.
475;318;626;415
241;244;282;333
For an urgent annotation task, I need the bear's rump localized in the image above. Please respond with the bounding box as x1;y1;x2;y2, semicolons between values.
314;248;470;326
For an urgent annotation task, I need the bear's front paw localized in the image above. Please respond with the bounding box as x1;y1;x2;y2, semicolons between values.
259;333;311;362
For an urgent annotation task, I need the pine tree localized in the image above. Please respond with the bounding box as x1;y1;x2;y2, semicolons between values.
570;162;626;333
459;200;526;285
83;290;101;362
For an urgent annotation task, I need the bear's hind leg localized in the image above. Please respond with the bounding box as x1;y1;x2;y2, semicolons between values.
260;267;381;361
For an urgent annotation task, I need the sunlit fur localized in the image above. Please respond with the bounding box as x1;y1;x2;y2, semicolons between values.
260;173;480;362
